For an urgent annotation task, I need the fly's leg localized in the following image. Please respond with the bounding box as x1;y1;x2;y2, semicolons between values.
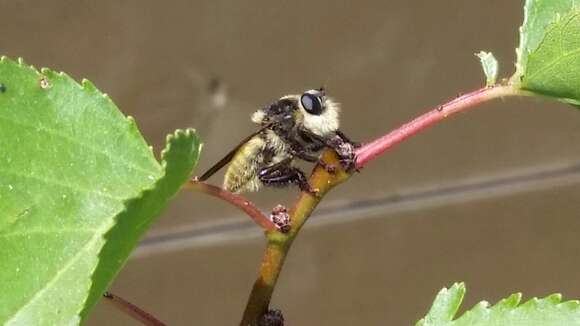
298;129;359;172
326;135;357;172
258;162;318;195
291;148;337;174
336;130;361;148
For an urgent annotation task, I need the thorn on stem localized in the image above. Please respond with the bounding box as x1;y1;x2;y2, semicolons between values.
270;205;290;233
258;309;285;326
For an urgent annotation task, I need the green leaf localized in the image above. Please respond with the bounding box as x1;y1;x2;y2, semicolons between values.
0;57;201;325
417;283;465;326
475;51;498;87
417;284;580;326
81;128;201;321
515;0;579;76
513;0;580;105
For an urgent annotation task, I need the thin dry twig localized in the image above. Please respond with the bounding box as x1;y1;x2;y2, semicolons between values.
185;179;276;231
103;292;167;326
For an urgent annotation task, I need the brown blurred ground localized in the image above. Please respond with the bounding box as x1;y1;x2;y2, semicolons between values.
1;0;580;325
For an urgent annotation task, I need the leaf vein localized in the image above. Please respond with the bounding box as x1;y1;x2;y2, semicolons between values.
0;169;123;201
0;228;96;238
4;222;108;324
527;47;580;80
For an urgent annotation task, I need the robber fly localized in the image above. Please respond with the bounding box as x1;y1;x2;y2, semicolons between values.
198;88;356;194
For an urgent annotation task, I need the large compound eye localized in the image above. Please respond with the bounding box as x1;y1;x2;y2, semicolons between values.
300;93;323;115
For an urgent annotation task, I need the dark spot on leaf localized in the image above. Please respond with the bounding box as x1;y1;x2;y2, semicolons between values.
0;83;6;93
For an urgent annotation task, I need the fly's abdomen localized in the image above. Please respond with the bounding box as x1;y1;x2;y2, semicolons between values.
223;136;265;193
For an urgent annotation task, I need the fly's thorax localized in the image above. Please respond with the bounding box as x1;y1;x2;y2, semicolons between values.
261;129;291;162
252;98;296;126
251;110;266;124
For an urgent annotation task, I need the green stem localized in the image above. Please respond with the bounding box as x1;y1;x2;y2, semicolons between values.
240;151;350;325
185;180;276;231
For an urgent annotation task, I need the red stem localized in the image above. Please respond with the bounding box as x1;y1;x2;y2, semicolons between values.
355;85;522;168
185;180;276;231
103;292;167;326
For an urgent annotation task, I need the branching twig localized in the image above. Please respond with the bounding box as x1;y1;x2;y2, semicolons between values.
103;292;167;326
240;151;350;325
185;180;276;231
239;84;531;325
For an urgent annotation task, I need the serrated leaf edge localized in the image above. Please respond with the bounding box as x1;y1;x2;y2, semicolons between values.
0;55;172;324
0;57;109;99
513;0;580;83
78;127;201;321
514;0;533;81
418;283;580;326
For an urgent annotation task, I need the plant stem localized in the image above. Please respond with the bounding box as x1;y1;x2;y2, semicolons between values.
240;151;350;325
239;84;530;325
185;180;276;231
240;236;289;326
355;85;524;168
103;292;167;326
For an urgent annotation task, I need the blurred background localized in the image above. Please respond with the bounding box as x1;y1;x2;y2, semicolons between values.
2;0;580;325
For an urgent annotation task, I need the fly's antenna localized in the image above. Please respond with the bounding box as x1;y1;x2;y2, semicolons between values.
320;74;335;95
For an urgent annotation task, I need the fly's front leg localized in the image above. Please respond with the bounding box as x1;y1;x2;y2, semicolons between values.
300;129;358;172
336;130;361;148
291;147;337;174
327;133;357;172
258;162;319;195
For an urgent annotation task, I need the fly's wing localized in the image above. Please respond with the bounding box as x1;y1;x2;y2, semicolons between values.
197;125;271;181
